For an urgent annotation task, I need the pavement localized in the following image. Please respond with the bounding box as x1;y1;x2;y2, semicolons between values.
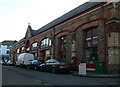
71;71;120;78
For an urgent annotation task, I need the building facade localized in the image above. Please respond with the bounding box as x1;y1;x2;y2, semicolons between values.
0;40;17;61
10;2;120;73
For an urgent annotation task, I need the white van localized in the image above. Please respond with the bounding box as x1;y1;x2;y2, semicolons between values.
16;53;34;66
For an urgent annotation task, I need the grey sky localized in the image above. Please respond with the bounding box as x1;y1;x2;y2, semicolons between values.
0;0;88;42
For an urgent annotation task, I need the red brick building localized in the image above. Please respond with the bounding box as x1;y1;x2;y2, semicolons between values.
10;2;120;73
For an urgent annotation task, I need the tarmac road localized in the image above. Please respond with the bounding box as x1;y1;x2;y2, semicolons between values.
2;65;119;86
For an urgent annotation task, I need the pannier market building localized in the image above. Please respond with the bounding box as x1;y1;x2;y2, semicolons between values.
10;2;120;73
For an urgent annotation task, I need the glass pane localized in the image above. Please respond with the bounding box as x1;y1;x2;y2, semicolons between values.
86;40;91;46
92;39;98;46
49;39;52;46
32;42;37;47
85;47;97;63
86;37;91;41
22;47;24;50
40;38;52;48
91;47;98;61
93;36;97;39
6;51;10;54
86;30;91;37
92;28;97;35
17;49;19;53
63;52;66;59
35;43;37;47
41;41;44;48
46;38;49;47
85;48;91;62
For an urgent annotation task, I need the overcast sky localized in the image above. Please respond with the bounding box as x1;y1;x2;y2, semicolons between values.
0;0;89;42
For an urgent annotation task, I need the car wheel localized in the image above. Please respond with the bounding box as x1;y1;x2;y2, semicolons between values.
52;68;57;73
40;67;43;72
66;70;70;73
20;64;22;68
27;65;30;69
34;67;37;70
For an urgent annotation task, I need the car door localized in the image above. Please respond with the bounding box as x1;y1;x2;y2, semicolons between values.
46;61;59;72
45;62;53;71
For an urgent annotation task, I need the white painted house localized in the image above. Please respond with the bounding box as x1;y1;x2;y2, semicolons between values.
0;40;17;61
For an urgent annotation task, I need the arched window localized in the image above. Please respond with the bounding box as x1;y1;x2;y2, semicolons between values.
17;49;20;53
31;42;38;50
40;38;52;48
21;46;24;51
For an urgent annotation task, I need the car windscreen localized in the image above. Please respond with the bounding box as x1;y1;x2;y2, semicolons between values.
46;59;60;63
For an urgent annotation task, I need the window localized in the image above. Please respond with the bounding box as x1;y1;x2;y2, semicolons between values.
84;28;98;47
86;30;91;37
26;47;30;51
92;28;97;35
6;50;10;54
17;49;20;53
85;48;97;62
40;38;52;48
31;42;37;50
92;39;98;46
7;45;11;49
84;27;98;63
21;46;24;51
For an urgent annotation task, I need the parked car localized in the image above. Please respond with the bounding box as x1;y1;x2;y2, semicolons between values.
28;60;45;70
6;60;14;66
39;59;72;73
2;60;8;65
0;60;3;65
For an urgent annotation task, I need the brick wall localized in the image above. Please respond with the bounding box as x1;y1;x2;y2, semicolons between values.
9;2;120;73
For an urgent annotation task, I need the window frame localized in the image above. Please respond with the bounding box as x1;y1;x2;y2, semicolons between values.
40;38;52;48
31;42;38;50
84;27;98;63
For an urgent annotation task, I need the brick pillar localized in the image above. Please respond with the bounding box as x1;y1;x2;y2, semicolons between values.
71;40;77;67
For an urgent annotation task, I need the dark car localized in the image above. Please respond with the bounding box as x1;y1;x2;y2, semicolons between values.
28;60;45;70
39;59;71;73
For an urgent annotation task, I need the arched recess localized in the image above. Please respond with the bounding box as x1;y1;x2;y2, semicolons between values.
55;30;70;38
54;30;70;60
74;19;99;70
39;37;52;61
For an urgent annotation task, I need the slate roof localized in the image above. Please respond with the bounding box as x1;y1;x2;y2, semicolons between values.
31;30;36;36
10;38;25;47
0;40;17;45
35;2;101;35
15;2;101;45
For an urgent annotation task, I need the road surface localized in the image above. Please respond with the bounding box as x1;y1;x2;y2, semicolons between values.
2;65;119;86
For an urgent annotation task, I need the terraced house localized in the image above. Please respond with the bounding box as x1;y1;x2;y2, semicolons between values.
10;2;120;73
